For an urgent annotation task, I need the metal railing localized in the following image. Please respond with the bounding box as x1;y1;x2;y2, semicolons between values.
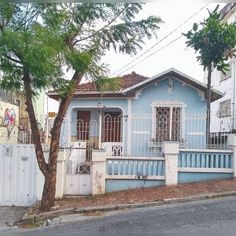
53;109;234;158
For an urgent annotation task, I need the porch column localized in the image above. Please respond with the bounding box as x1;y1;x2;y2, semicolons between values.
55;148;67;198
67;109;71;145
228;134;236;177
92;149;106;195
98;109;102;149
163;141;179;185
127;98;132;155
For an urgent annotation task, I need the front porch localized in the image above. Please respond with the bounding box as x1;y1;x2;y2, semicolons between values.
68;107;124;158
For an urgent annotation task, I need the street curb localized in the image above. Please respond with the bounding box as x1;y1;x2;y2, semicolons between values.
17;190;236;226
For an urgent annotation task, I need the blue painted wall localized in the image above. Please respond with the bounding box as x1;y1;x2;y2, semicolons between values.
69;98;128;113
178;172;233;183
131;79;206;113
106;179;165;192
129;78;207;154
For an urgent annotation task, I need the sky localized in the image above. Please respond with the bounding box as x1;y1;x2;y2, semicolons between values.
104;2;225;80
47;2;226;113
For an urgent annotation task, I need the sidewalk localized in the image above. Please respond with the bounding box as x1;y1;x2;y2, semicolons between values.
0;207;27;229
28;178;236;215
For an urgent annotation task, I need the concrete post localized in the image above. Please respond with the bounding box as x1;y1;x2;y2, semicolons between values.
55;149;67;198
92;150;106;195
228;134;236;177
163;141;179;185
35;146;49;201
35;164;44;201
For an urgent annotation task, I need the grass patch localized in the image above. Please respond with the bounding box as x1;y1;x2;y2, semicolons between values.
20;220;45;229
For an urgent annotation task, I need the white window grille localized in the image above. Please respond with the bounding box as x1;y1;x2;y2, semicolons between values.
219;99;231;118
151;101;185;143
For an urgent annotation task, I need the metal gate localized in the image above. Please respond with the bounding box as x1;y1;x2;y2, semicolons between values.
64;142;92;195
0;144;37;206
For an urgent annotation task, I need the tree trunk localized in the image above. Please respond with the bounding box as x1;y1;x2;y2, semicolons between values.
40;171;57;212
22;74;48;177
206;65;212;147
40;71;84;211
23;68;84;211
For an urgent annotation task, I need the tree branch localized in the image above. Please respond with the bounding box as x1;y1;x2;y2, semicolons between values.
48;71;84;169
15;6;42;31
4;54;22;64
72;5;129;45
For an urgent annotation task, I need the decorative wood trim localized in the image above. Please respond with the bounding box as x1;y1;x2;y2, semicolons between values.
106;175;165;180
127;98;132;155
106;157;165;161
179;148;233;153
133;131;150;135
187;132;205;136
134;89;143;99
150;100;186;108
178;167;233;173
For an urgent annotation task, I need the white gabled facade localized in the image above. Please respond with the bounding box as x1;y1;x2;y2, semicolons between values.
208;3;236;133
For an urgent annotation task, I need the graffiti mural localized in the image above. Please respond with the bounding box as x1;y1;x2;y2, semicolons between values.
4;108;17;139
0;101;19;144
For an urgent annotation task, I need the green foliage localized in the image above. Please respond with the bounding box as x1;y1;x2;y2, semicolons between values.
95;77;121;93
0;2;162;97
65;51;92;73
184;5;236;73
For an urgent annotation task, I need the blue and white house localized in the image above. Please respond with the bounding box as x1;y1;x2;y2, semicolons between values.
48;68;236;196
50;68;221;152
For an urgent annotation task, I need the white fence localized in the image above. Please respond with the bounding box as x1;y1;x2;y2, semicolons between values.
0;144;39;206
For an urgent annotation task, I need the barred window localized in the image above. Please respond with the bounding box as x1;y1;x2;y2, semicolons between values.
155;106;181;142
219;99;231;118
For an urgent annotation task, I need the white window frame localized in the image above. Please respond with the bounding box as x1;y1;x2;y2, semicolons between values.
219;99;231;118
151;100;186;142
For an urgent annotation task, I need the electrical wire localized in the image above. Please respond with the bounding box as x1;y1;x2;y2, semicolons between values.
111;3;209;76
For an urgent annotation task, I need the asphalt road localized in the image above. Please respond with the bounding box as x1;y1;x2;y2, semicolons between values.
3;196;236;236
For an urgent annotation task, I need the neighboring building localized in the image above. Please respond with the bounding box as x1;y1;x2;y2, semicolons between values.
209;3;236;134
33;91;46;131
0;89;27;143
49;68;222;154
0;87;46;143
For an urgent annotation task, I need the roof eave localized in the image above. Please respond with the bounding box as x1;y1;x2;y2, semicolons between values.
121;67;222;102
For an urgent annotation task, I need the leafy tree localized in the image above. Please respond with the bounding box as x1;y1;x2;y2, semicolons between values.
184;5;236;144
0;1;162;211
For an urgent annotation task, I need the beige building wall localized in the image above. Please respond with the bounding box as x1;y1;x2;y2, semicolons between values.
0;101;19;144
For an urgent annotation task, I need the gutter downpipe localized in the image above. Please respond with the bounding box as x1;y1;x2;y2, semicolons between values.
232;59;236;132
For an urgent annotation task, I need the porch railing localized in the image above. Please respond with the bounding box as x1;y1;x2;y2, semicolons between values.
106;157;165;180
178;149;233;171
57;109;234;157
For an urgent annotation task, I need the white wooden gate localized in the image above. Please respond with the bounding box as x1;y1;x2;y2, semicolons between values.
0;144;37;206
65;142;92;195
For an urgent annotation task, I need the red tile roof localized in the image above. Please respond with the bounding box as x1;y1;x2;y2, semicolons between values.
76;72;148;92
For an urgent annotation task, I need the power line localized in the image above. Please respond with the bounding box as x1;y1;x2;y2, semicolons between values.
111;3;209;76
118;35;183;75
